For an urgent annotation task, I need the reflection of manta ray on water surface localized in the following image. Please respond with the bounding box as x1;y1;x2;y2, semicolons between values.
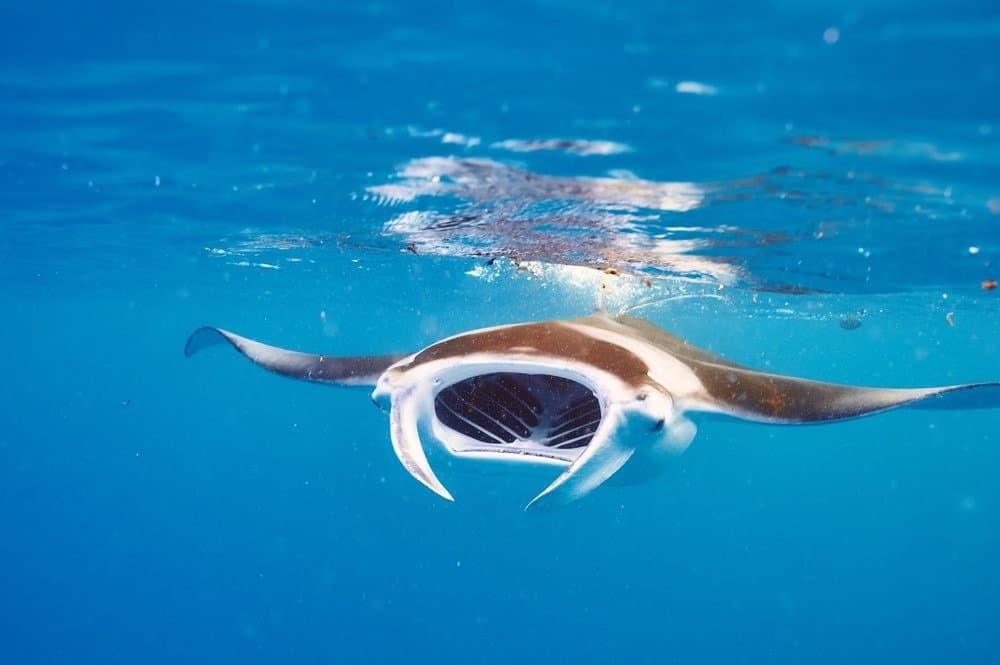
367;156;745;285
360;155;968;294
186;312;1000;509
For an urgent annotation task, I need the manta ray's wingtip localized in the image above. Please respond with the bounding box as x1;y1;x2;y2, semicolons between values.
184;326;232;357
912;381;1000;411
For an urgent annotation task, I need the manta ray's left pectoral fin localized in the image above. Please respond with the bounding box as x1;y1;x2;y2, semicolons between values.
685;361;1000;423
185;326;408;387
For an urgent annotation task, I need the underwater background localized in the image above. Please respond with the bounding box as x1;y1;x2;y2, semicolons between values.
2;0;999;662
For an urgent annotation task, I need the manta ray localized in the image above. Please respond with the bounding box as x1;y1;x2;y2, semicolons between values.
185;314;1000;508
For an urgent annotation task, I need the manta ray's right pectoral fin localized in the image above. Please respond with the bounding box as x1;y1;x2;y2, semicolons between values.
685;361;1000;423
184;326;408;387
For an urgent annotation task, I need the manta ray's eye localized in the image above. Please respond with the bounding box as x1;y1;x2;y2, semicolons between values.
434;372;601;450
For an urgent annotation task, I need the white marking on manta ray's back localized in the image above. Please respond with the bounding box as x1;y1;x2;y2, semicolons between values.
558;320;706;400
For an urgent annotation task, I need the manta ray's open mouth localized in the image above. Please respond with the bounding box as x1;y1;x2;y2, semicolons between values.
434;372;602;450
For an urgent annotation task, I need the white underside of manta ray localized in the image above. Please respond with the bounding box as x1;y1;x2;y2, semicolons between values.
185;314;1000;509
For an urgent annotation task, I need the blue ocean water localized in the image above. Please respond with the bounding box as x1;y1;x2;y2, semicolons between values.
2;0;999;662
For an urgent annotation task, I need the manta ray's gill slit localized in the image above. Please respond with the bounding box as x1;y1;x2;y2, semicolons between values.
546;417;602;448
490;374;544;420
545;395;602;449
467;380;536;436
547;408;602;439
435;396;510;444
549;425;601;449
547;394;601;433
434;373;601;449
450;378;534;439
436;385;519;443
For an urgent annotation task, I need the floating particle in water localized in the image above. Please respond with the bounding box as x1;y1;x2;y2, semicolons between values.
674;80;718;96
946;312;955;327
441;132;480;147
838;314;863;330
823;27;840;45
491;138;630;156
959;495;978;513
983;280;997;291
